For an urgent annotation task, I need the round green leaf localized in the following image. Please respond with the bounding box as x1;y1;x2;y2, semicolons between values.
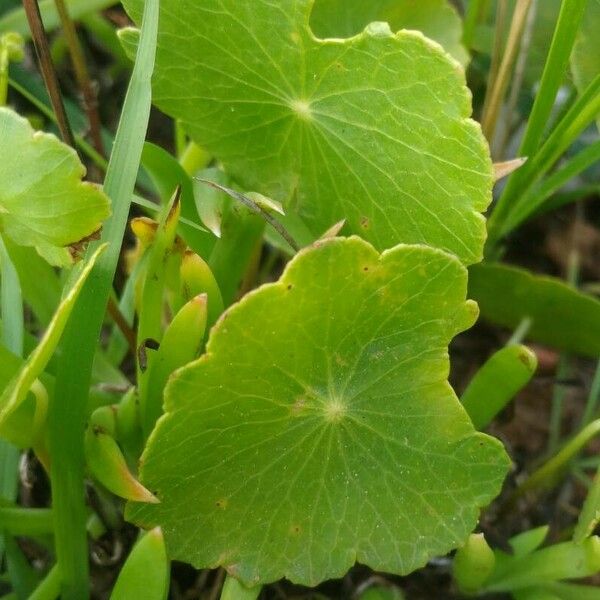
0;108;110;266
121;0;492;264
310;0;469;66
128;237;510;585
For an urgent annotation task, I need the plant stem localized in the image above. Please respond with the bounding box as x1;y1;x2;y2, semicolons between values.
53;0;104;155
22;0;75;147
506;317;531;346
0;42;9;105
0;508;54;536
517;419;600;497
481;0;533;144
581;360;600;428
548;243;580;454
48;1;159;597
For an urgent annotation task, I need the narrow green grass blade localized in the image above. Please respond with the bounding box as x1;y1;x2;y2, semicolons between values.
516;0;588;157
48;1;159;598
0;235;23;356
488;0;588;242
0;0;117;38
505;138;600;230
0;233;23;569
495;73;600;237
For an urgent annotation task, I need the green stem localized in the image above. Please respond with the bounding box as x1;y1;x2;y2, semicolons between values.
48;1;159;598
548;246;580;454
28;565;61;600
0;46;8;105
518;419;600;496
0;508;54;536
581;360;600;428
506;316;532;346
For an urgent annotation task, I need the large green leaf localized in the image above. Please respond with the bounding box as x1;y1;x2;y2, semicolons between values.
469;262;600;357
572;0;600;130
121;0;492;264
128;237;509;585
0;108;110;266
310;0;469;66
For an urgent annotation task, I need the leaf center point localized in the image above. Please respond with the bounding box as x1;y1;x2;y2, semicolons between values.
289;99;313;121
324;398;346;423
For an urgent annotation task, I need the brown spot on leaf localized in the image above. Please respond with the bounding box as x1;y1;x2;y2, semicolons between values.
67;228;102;261
291;396;307;415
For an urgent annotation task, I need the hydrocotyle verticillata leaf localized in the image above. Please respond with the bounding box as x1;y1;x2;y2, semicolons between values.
121;0;492;264
0;108;110;266
310;0;469;66
128;236;510;585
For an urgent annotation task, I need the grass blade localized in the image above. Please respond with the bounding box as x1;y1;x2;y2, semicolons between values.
48;1;159;597
505;138;600;230
515;0;588;157
0;234;23;566
488;0;588;243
